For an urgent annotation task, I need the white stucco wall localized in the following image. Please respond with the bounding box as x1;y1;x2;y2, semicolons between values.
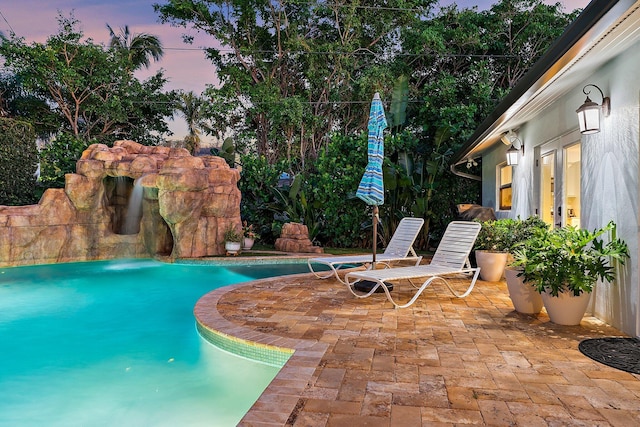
481;41;640;336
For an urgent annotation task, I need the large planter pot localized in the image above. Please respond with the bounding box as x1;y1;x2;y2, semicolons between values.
225;241;242;256
504;268;543;314
475;250;509;282
541;290;591;325
243;237;255;250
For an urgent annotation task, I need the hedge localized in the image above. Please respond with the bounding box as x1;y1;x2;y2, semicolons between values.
0;118;39;205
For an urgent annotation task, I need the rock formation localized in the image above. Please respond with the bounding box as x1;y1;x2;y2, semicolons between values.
274;222;323;254
0;140;241;266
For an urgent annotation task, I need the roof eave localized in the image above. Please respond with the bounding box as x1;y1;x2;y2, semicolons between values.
451;0;621;165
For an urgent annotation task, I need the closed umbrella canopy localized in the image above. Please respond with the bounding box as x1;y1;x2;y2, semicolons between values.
356;92;387;263
356;92;387;206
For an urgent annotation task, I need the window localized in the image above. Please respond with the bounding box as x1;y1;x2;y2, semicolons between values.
499;164;512;210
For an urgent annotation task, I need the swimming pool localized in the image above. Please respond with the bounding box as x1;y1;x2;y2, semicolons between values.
0;259;312;426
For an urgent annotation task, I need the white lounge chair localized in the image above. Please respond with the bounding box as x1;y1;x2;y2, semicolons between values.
307;217;424;284
344;221;481;308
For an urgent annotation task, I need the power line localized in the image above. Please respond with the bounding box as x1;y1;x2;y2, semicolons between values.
131;99;424;106
158;46;519;59
0;10;15;34
290;1;430;13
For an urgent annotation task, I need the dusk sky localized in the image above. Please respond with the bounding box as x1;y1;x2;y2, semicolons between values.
0;0;592;140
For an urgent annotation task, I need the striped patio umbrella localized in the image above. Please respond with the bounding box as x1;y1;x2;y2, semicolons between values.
356;92;387;263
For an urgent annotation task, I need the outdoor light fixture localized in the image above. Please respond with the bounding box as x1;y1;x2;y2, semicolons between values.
466;158;478;169
576;84;611;134
502;130;524;166
506;144;521;166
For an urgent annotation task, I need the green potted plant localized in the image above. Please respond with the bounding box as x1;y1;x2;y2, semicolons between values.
242;221;260;250
512;221;629;325
224;225;243;255
474;218;518;281
503;216;548;314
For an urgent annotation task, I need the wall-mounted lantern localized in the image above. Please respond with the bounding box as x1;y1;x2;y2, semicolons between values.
576;84;611;134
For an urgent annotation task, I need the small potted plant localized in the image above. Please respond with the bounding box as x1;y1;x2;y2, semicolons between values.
242;221;260;250
473;218;515;281
512;221;629;325
224;225;243;255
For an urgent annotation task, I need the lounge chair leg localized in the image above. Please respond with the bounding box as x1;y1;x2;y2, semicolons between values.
308;259;346;283
443;268;480;298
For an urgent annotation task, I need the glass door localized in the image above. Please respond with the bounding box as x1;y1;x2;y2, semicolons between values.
540;151;556;227
564;143;581;228
538;137;581;228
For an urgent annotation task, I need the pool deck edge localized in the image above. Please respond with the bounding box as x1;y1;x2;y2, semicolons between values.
194;275;329;426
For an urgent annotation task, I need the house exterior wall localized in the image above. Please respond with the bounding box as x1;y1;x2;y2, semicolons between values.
481;42;640;337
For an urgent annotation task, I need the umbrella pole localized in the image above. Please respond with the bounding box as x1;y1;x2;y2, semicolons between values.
372;205;378;265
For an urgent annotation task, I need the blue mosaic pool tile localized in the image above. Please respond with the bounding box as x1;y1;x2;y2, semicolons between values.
196;322;293;368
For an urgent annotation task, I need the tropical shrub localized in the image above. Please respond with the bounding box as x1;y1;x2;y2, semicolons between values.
39;133;93;188
238;154;288;242
309;134;369;247
0;118;39;205
267;174;323;242
512;221;629;296
475;216;548;252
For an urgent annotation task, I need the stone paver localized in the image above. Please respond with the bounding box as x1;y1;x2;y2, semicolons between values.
194;270;640;426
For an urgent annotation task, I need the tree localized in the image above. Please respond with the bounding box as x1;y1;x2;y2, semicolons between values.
485;0;579;89
155;0;436;168
173;91;212;155
0;14;175;143
0;71;58;137
107;24;164;71
400;1;578;136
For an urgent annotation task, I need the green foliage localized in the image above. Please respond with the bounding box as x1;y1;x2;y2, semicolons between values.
239;129;479;250
0;118;39;205
239;134;368;248
484;0;581;88
238;154;288;242
395;0;578;192
39;133;92;188
268;174;322;242
0;72;58;137
310;134;370;247
156;0;436;165
242;221;260;239
107;24;164;71
388;75;409;131
175;91;213;155
223;224;242;242
512;222;630;296
474;216;548;252
380;127;460;247
211;137;236;167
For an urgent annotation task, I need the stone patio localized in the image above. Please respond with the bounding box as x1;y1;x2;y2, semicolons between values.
195;270;640;426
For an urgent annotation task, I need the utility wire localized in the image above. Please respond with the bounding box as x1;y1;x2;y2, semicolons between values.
143;45;520;59
0;10;15;34
130;99;423;106
288;1;430;13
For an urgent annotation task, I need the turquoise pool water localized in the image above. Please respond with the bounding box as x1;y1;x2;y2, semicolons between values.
0;259;311;426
